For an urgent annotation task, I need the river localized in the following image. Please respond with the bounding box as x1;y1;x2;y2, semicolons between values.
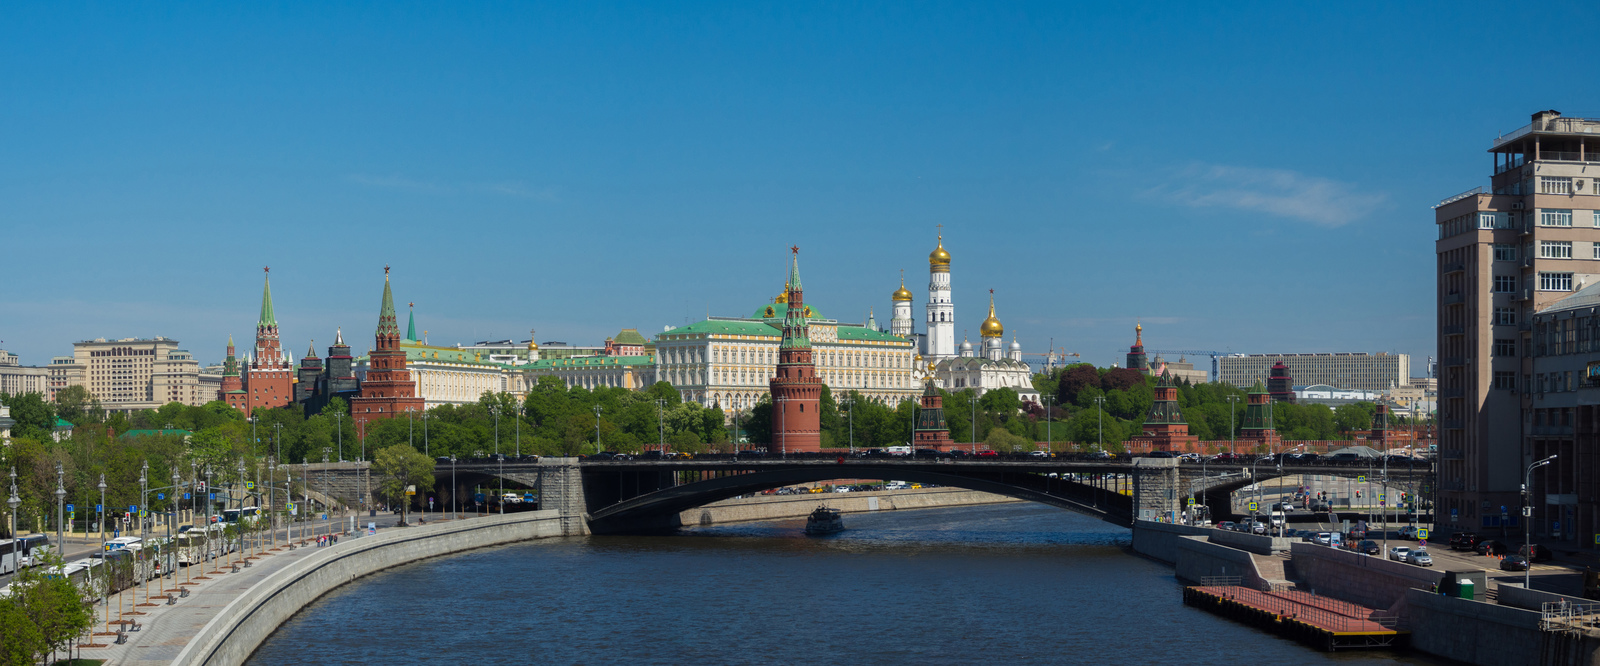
248;503;1436;664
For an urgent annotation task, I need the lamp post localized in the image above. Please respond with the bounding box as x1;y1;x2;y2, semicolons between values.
450;455;457;520
775;396;787;457
841;395;855;455
422;412;430;458
654;399;666;454
334;412;344;462
593;405;603;453
408;408;414;449
1274;443;1303;537
1045;394;1053;452
7;468;20;550
273;423;283;461
1525;454;1557;588
250;416;258;457
1225;395;1240;456
514;405;520;458
54;462;65;555
267;457;275;545
1093;396;1106;452
97;474;106;547
493;406;500;459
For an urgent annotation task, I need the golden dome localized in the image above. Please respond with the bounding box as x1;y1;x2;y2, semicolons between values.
980;292;1004;338
929;235;951;268
892;275;913;302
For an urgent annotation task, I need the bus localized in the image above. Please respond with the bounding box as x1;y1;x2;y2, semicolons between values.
0;539;19;575
221;506;260;526
105;536;143;553
175;531;208;566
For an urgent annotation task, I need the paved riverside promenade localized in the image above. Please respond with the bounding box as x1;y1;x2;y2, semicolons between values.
80;513;409;665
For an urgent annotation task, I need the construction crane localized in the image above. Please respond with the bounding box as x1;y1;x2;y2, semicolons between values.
1144;349;1231;382
1021;348;1080;373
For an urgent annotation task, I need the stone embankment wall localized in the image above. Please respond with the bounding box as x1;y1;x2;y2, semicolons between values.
1173;535;1269;589
175;510;572;666
1288;541;1447;613
1129;520;1211;564
679;487;1019;526
1206;528;1294;555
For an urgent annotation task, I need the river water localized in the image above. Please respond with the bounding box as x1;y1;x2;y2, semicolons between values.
249;503;1436;664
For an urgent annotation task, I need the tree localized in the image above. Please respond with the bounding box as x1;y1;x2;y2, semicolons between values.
53;385;101;425
984;426;1032;453
0;552;95;664
1057;364;1099;405
372;444;435;524
0;392;55;441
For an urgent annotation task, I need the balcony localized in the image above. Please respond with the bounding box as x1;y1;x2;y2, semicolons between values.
1442;262;1465;274
1440;387;1465;398
1441;324;1464;336
1435;186;1487;209
1530;425;1575;437
1441;418;1465;430
1441;357;1466;367
1493;115;1600;149
1441;449;1466;460
1442;293;1465;305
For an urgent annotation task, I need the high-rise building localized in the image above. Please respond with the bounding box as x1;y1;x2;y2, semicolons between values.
1217;353;1408;393
55;337;206;412
769;248;822;453
1431;109;1600;533
352;268;425;439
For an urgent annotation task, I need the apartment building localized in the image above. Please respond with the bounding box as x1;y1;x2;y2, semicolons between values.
0;350;49;396
55;337;210;412
1433;109;1600;535
1217;353;1409;393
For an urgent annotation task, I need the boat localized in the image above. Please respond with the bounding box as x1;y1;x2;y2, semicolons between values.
804;506;845;536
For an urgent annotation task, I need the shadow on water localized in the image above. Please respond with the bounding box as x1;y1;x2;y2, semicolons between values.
248;503;1440;665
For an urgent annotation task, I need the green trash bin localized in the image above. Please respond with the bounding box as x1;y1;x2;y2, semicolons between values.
1458;578;1475;600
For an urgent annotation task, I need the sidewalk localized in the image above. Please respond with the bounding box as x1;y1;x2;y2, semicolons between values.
69;511;443;665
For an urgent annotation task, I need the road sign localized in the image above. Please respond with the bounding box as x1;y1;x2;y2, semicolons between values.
1186;498;1195;506
1358;476;1367;483
209;493;216;500
157;493;165;500
95;504;102;512
1419;539;1426;547
128;505;137;512
183;493;190;500
287;502;296;512
1248;501;1259;512
1417;528;1430;539
246;482;255;490
66;504;74;512
405;484;416;496
1524;506;1533;517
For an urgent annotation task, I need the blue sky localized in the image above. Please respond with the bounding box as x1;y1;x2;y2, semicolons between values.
3;2;1596;374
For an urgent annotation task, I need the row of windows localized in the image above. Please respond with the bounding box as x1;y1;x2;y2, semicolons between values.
1491;273;1575;293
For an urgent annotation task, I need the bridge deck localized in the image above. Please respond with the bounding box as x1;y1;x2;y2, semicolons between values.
1183;585;1404;651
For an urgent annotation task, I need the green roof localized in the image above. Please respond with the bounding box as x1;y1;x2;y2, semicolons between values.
750;302;825;321
119;429;193;439
613;328;649;346
53;417;73;429
259;274;277;326
398;341;510;366
663;319;782;338
837;326;911;344
520;355;656;370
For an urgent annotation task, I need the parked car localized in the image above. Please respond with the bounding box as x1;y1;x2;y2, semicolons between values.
1356;540;1381;555
1314;532;1335;546
1210;453;1247;463
1086;450;1112;460
1388;546;1411;561
1407;549;1433;567
1397;526;1418;540
1028;450;1051;459
1217;521;1238;532
1501;554;1531;571
1475;540;1509;557
1449;532;1480;551
1309;501;1332;513
1519;544;1554;563
1250;521;1268;535
976;450;1000;458
913;448;953;459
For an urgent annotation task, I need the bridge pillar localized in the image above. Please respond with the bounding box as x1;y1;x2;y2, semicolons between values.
537;458;590;536
1132;457;1180;524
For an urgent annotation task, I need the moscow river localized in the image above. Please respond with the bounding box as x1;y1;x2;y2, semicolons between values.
249;503;1436;664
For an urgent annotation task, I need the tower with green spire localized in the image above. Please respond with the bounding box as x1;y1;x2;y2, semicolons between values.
1130;370;1198;453
353;266;425;439
220;335;245;409
240;267;292;416
769;247;822;452
1239;380;1281;450
406;302;418;342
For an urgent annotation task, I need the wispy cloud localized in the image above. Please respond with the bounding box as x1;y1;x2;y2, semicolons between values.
1149;164;1386;227
347;174;558;202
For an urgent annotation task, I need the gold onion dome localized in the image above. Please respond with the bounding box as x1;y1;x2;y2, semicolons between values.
892;278;914;302
929;235;951;267
980;293;1004;338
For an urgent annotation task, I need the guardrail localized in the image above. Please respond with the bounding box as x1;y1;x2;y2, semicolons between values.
1435;186;1487;209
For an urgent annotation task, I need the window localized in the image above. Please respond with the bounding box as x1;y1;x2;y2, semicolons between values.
1567;371;1575;392
1541;209;1574;227
1541;272;1574;291
1494;339;1516;356
1493;371;1516;390
1494;244;1518;261
1537;373;1547;393
1542;241;1573;258
1541;177;1575;195
1493;275;1517;293
1480;212;1511;229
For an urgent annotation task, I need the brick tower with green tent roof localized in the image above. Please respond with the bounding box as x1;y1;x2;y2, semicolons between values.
221;335;247;411
352;266;425;439
241;267;293;417
1239;380;1282;451
912;371;955;451
1127;370;1198;453
768;247;822;453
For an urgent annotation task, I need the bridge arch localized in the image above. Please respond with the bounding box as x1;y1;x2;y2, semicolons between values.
584;464;1132;533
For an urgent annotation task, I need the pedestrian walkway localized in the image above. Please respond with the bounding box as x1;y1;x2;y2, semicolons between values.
73;512;420;665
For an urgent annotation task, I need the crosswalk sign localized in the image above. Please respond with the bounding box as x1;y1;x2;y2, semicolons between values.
1358;476;1367;483
246;482;255;490
1248;501;1259;512
1418;528;1430;539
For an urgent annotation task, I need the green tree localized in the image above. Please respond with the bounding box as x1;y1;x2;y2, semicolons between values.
0;552;95;664
53;385;102;425
985;426;1032;453
372;444;435;523
0;392;56;440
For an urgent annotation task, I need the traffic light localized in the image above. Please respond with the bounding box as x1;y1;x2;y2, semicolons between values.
1356;490;1362;498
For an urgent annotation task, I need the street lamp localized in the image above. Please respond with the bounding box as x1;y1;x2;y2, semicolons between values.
1524;454;1557;589
654;399;666;454
97;474;106;545
334;412;344;462
840;395;855;455
593;405;603;453
422;412;430;458
267;457;275;545
1092;396;1106;453
273;423;283;461
7;468;20;547
1225;395;1240;456
54;462;65;554
492;406;500;459
450;455;457;519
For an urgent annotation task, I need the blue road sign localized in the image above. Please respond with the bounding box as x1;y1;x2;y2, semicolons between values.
209;493;216;500
129;505;137;512
183;493;190;500
66;504;74;511
157;493;165;500
95;504;102;511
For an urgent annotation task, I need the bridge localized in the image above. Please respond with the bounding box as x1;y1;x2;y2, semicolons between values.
431;456;1434;533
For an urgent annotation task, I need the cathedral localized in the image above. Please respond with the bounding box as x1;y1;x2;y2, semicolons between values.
897;235;1040;406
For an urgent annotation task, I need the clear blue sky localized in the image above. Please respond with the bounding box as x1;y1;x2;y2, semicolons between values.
4;2;1595;374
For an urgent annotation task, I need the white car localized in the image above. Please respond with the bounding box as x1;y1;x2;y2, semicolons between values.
1398;526;1419;540
502;493;521;504
1388;546;1410;562
1314;532;1335;546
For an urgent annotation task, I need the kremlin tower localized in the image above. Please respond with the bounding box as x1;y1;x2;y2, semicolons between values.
220;336;245;410
1239;380;1281;451
352;267;424;439
1128;371;1198;453
768;247;822;453
239;268;293;417
1126;322;1149;373
912;369;955;451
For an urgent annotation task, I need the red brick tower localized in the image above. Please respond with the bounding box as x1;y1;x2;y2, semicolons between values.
352;266;424;439
769;247;822;453
220;336;245;408
1128;370;1199;453
242;267;292;416
912;373;955;450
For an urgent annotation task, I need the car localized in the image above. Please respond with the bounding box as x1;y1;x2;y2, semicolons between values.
1475;539;1509;557
1292;453;1322;463
1314;532;1335;546
1397;526;1418;540
976;450;999;458
1309;501;1331;513
1449;532;1481;551
1178;453;1201;463
1274;502;1295;512
948;450;973;458
1407;549;1433;567
1388;546;1411;561
1086;450;1112;460
1501;554;1531;571
1146;451;1178;459
1519;544;1554;563
1216;521;1238;531
637;451;666;460
833;486;851;493
1250;521;1268;535
1356;540;1381;555
1028;450;1051;458
914;449;954;459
